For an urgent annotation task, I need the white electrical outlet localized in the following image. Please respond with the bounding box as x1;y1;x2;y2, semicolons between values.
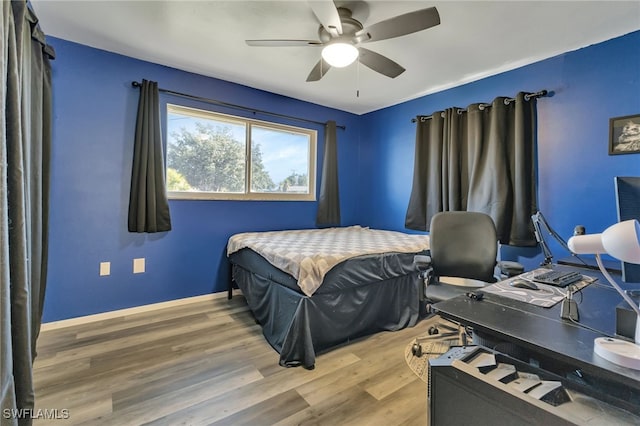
133;258;145;274
99;262;111;276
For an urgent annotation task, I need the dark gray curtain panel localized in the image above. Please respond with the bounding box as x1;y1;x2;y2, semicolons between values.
316;120;341;226
1;2;55;424
406;93;538;246
128;79;172;233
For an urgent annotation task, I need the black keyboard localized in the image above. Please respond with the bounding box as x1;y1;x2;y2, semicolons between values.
532;270;583;287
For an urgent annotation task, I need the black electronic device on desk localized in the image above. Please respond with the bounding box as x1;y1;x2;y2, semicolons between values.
428;345;640;425
531;269;583;287
615;176;640;283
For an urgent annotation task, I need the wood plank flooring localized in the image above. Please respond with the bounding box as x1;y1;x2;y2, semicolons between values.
33;294;431;425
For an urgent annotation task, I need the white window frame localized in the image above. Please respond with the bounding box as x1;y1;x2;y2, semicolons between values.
166;104;317;201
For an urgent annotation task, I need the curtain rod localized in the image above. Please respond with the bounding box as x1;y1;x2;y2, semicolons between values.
131;81;346;130
411;89;549;123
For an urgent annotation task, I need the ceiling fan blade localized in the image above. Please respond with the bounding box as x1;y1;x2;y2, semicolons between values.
246;39;323;47
306;58;332;82
308;0;342;37
355;7;440;43
358;47;405;78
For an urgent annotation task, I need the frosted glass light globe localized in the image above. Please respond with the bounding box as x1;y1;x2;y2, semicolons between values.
321;43;359;68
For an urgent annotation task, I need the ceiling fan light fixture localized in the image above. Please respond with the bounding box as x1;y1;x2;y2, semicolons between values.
321;42;358;68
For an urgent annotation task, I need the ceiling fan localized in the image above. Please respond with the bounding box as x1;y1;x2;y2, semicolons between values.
245;1;440;82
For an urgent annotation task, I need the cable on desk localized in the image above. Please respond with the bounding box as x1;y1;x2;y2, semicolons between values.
590;280;620;291
567;316;615;339
569;283;584;303
568;279;635;339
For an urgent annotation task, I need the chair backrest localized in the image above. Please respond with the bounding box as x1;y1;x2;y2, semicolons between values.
429;211;498;282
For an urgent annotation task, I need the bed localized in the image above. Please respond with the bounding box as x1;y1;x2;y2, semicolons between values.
227;226;430;369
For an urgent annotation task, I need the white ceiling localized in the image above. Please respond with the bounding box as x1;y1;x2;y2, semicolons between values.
31;1;640;115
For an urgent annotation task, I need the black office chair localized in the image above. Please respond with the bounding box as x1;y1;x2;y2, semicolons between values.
415;211;524;305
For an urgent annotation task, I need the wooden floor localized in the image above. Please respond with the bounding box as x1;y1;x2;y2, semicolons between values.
33;294;432;425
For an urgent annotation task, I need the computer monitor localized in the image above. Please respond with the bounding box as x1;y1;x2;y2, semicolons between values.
615;176;640;283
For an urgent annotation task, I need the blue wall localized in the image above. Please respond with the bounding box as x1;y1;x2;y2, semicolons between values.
44;31;640;322
44;38;361;322
358;31;640;269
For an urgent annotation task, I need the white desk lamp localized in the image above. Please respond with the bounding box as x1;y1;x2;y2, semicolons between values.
568;219;640;370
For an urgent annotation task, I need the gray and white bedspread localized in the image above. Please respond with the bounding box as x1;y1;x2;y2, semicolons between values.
227;226;430;296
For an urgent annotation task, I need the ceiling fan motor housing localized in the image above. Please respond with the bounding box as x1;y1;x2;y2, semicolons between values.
317;7;363;43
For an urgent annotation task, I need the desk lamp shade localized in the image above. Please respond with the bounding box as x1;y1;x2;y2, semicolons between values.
568;220;640;261
602;220;640;263
568;219;640;370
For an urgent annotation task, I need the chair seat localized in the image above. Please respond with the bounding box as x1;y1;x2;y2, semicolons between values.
438;276;487;288
499;260;525;277
426;281;490;303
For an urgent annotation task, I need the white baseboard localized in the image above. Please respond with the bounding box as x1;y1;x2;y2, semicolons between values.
40;292;233;331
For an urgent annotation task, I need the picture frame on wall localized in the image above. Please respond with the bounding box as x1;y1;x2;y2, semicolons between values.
609;114;640;155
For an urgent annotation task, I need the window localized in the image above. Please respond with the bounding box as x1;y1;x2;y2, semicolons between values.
166;104;317;201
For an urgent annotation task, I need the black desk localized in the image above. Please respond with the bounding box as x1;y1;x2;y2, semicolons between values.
433;265;640;414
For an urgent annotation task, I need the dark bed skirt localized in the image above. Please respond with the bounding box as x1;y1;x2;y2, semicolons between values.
231;263;422;369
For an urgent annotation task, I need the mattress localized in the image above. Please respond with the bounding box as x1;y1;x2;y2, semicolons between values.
227;226;430;296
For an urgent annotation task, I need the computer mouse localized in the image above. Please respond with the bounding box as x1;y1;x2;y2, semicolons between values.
509;279;539;290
